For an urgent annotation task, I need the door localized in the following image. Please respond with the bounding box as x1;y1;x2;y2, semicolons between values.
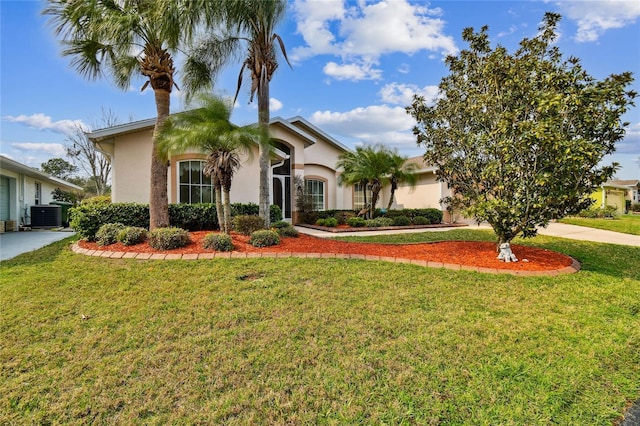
0;176;10;220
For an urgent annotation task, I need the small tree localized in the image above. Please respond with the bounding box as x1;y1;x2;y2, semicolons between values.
407;12;636;247
41;158;77;180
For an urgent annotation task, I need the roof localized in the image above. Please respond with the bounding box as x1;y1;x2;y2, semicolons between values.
0;155;84;191
608;179;639;187
286;116;352;152
405;155;438;174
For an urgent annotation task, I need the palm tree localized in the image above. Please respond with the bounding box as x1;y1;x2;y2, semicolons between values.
337;144;395;219
158;94;257;233
386;153;419;210
183;0;290;228
43;0;216;230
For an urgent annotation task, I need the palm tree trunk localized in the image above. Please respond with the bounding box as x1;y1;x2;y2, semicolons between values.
213;177;224;233
257;77;271;229
387;179;398;210
223;189;232;234
149;88;171;230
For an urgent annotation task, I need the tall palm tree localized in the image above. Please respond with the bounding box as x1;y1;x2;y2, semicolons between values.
337;144;394;219
386;153;419;210
183;0;290;228
43;0;217;230
158;94;257;233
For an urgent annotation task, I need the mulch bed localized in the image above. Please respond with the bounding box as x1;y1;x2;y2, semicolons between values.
78;231;575;272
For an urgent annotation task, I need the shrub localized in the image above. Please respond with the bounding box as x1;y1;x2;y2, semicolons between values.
318;217;338;227
148;227;190;250
578;205;618;219
271;221;290;229
412;216;430;225
249;230;280;247
270;205;283;223
392;215;411;226
83;196;111;205
169;203;218;231
275;225;299;238
233;215;265;236
95;223;125;246
70;203;149;241
334;211;355;225
117;226;148;246
347;216;367;227
300;211;318;225
632;204;640;213
365;217;394;227
203;233;235;252
315;218;327;226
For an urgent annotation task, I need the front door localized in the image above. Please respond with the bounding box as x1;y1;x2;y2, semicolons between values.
271;142;292;221
0;176;10;221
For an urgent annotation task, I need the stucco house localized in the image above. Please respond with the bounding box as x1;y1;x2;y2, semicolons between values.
607;179;640;205
590;182;628;215
0;155;83;230
88;115;452;223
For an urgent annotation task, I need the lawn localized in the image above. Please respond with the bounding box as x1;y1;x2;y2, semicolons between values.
1;230;639;425
559;214;640;236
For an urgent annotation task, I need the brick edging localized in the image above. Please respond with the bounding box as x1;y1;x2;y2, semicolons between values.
71;243;581;276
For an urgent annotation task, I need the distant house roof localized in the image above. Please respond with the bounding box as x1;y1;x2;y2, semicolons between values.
608;179;639;187
0;155;83;191
405;155;437;174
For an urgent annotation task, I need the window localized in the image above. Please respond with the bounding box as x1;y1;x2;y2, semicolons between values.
178;160;213;204
305;179;325;211
353;182;371;210
35;182;41;205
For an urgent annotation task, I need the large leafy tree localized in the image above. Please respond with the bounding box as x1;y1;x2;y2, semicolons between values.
158;94;258;233
40;158;77;180
183;0;290;228
44;0;214;230
337;144;400;218
407;12;636;246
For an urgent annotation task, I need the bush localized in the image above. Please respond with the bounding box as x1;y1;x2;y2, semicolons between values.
300;211;318;225
148;227;190;250
95;223;125;246
271;221;290;229
70;203;149;241
334;211;355;225
315;218;326;226
347;216;367;227
316;217;337;227
275;225;299;238
249;230;280;247
117;226;148;246
83;196;111;205
578;205;618;219
365;217;394;227
630;203;640;213
168;203;218;231
234;215;265;236
392;215;411;226
412;216;430;225
203;233;235;252
270;205;283;223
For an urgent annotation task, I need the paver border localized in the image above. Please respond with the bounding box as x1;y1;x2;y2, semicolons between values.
71;242;581;276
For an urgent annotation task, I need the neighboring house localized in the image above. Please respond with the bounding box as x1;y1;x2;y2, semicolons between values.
607;179;640;205
590;182;628;215
0;155;83;229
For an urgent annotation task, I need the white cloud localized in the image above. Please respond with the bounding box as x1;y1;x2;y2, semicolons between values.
379;83;439;106
10;142;68;157
554;0;640;42
309;104;417;149
3;113;89;135
291;0;458;81
323;61;382;81
270;98;283;111
617;121;640;154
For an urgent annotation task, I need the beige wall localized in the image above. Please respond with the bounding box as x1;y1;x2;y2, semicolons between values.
111;129;154;203
394;171;448;210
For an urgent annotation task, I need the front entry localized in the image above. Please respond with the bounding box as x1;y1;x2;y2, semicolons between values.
271;141;292;221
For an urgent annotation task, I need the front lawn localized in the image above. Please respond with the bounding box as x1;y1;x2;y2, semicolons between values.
559;214;640;236
1;232;639;424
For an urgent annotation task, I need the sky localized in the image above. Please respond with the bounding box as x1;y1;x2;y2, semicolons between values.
1;0;639;180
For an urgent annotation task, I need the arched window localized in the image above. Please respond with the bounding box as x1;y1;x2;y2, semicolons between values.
305;179;325;211
178;160;213;204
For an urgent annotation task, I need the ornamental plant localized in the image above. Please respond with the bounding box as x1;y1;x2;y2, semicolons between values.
148;227;190;250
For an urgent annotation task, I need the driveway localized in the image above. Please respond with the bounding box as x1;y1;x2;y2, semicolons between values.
0;229;76;261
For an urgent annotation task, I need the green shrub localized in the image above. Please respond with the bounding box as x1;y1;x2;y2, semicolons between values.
412;216;430;225
347;216;367;227
82;196;111;204
270;205;283;223
271;221;290;229
249;230;280;247
95;223;125;246
334;211;355;225
392;215;411;226
148;227;190;250
315;218;327;226
365;217;394;227
300;211;318;225
275;225;299;238
116;226;148;246
578;205;618;219
234;215;265;236
168;203;218;231
203;233;235;252
632;204;640;213
322;217;338;227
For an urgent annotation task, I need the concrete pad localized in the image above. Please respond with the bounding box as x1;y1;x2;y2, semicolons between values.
0;229;76;261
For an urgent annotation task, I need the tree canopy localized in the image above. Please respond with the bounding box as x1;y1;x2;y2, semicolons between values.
407;12;636;245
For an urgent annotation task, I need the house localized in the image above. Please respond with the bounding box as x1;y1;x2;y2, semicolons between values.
88;115;453;224
590;182;628;215
0;155;83;230
607;180;640;206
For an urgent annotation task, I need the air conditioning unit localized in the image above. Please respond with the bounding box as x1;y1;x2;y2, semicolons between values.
30;205;62;228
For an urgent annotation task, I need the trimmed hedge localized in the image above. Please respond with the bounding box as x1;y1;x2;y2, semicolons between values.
298;208;443;225
95;223;125;246
148;227;190;250
249;230;280;247
234;215;266;236
117;226;148;246
203;233;234;252
70;202;283;241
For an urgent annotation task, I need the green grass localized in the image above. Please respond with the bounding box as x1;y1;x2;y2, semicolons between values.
1;233;639;424
559;214;640;235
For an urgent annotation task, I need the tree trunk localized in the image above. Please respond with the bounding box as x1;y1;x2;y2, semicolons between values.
257;78;271;228
370;179;381;219
149;88;171;230
387;178;398;210
213;177;224;233
223;189;232;234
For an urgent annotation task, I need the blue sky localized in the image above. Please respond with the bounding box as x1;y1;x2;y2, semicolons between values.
1;0;639;180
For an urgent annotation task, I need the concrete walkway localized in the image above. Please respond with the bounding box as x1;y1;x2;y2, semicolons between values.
0;229;76;261
296;221;640;247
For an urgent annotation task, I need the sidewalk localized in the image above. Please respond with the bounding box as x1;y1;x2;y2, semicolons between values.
0;229;76;261
296;222;640;247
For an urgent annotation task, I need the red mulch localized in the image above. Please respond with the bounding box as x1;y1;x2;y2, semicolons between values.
78;231;574;272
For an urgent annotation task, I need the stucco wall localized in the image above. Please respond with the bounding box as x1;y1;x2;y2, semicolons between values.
111;128;154;203
394;171;447;210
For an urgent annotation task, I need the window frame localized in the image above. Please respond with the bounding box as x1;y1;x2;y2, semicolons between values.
305;178;326;211
177;160;214;204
